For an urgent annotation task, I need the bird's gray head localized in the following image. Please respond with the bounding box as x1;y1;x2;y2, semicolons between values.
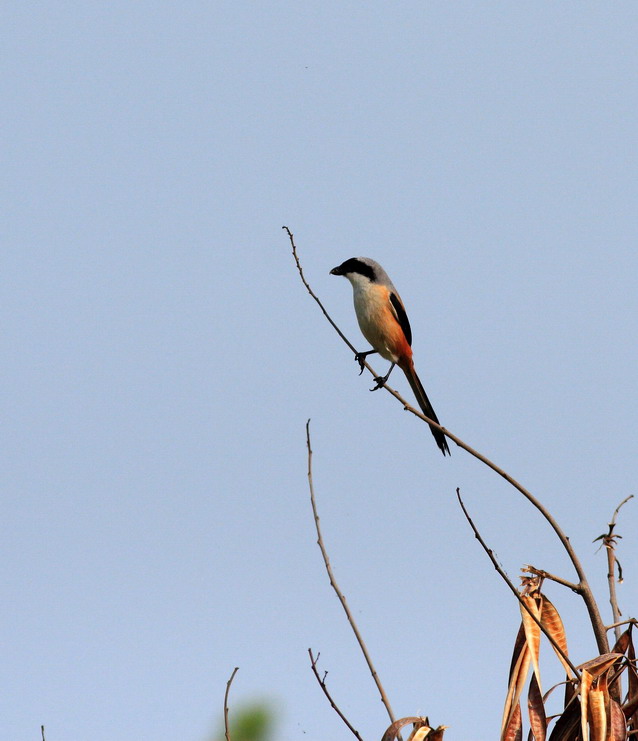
330;257;387;283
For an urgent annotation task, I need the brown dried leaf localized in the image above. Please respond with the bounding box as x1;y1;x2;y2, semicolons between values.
578;654;624;680
621;693;638;728
382;717;429;741
609;698;627;741
627;631;638;730
502;634;531;738
563;679;576;713
509;623;528;681
581;669;594;741
587;687;607;741
528;672;547;741
608;635;630;705
502;702;523;741
539;597;568;654
611;629;631;656
540;597;572;679
628;627;637;680
520;594;543;694
407;727;431;741
427;728;447;741
547;696;580;741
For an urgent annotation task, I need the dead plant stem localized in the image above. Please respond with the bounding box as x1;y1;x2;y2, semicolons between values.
305;421;397;725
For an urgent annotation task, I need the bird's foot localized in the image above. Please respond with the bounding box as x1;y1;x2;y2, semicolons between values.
369;376;387;392
354;353;367;375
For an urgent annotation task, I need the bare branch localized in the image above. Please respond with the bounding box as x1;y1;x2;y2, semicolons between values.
595;496;634;644
305;421;396;724
611;495;634;526
606;619;638;632
524;565;579;593
224;666;239;741
285;226;609;655
41;727;46;741
456;489;580;679
284;225;361;358
308;649;365;741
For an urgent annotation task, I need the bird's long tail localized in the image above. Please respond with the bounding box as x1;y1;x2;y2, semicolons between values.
401;361;450;456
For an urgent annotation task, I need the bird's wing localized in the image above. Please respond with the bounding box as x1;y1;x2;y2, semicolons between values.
389;291;412;347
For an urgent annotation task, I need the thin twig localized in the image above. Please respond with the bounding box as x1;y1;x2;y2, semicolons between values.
41;727;46;741
308;649;365;741
224;667;239;741
606;619;638;632
611;495;634;524
305;421;396;725
284;226;361;357
285;226;609;656
457;489;581;679
595;495;634;643
524;565;579;593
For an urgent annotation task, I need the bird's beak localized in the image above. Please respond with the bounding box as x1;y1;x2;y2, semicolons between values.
330;266;342;275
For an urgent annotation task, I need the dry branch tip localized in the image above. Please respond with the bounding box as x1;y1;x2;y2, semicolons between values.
224;666;239;741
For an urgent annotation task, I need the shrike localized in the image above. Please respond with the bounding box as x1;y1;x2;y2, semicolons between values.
330;257;450;456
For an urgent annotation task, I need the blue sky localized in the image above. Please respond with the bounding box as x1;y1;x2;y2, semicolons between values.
4;2;638;740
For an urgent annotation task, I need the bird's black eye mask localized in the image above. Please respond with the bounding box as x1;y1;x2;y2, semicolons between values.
331;258;377;281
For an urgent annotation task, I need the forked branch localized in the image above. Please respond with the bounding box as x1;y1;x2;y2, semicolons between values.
308;649;365;741
594;495;634;643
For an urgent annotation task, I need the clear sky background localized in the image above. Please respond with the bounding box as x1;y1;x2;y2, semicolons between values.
4;3;638;740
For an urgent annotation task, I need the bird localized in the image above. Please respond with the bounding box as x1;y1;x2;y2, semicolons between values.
330;257;450;456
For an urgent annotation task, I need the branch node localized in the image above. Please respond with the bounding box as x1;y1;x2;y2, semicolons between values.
308;649;364;741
